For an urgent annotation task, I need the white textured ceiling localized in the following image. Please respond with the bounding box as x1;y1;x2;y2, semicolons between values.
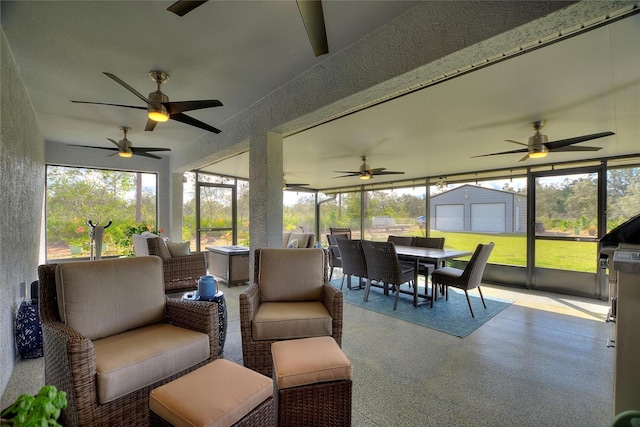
2;1;639;190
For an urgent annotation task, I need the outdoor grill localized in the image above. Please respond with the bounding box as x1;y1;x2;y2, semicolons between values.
598;213;640;322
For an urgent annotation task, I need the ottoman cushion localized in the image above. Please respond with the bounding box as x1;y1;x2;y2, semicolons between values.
150;359;273;427
271;336;352;389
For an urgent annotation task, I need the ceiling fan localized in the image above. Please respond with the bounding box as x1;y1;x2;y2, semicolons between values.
71;71;223;133
472;120;615;162
333;156;405;180
283;175;310;191
167;0;329;57
73;127;171;160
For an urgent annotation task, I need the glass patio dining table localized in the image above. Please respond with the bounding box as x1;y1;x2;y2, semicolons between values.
393;245;473;307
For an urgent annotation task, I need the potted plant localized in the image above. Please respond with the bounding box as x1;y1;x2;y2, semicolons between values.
1;385;67;426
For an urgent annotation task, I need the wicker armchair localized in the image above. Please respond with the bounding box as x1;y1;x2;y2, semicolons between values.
361;240;415;310
431;242;495;317
239;248;343;376
38;257;219;426
133;234;206;293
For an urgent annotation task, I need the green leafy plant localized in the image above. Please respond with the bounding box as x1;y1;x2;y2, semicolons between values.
1;385;67;426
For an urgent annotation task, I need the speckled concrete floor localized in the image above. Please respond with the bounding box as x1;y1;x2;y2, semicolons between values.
2;279;614;426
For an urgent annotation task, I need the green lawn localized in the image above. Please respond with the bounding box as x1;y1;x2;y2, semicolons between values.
427;231;598;273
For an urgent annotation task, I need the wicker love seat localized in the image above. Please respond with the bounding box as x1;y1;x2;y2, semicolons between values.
38;256;219;426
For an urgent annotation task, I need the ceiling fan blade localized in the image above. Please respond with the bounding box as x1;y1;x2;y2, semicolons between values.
332;170;359;174
106;138;123;150
129;149;163;160
70;100;147;111
296;0;329;57
471;148;529;158
333;173;360;178
103;72;152;106
551;145;603;152
505;139;529;147
545;131;614;151
145;119;158;132
131;147;171;153
518;154;530;162
167;0;208;17
71;145;118;153
368;167;386;174
167;100;223;115
285;184;310;191
170;112;221;133
374;171;405;175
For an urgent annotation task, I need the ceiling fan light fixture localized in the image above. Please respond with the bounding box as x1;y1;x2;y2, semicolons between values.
360;173;371;180
528;151;548;159
118;150;133;158
148;104;170;122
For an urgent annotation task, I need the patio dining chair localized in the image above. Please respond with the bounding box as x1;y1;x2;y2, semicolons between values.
431;242;495;317
336;238;368;291
326;234;345;281
361;240;415;310
412;237;445;250
387;235;414;246
330;227;352;239
412;237;445;292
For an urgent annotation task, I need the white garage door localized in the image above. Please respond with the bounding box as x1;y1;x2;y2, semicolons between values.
471;203;505;232
435;204;464;231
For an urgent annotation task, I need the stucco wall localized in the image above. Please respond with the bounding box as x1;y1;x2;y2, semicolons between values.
0;30;45;395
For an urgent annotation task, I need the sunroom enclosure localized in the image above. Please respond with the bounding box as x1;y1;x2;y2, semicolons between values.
279;155;639;300
45;156;639;301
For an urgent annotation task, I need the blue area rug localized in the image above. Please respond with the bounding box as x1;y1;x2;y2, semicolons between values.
331;277;513;338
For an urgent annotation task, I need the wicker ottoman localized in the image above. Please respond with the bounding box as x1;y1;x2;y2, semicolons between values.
271;336;352;427
150;359;274;427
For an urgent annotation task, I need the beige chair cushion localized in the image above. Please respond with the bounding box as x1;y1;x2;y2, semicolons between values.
94;323;210;404
55;256;165;340
288;232;310;249
166;241;191;257
282;232;315;248
272;336;352;389
149;236;172;259
150;359;273;427
258;248;325;302
252;301;332;340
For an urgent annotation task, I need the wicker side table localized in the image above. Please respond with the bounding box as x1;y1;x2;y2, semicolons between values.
271;336;352;427
182;290;227;355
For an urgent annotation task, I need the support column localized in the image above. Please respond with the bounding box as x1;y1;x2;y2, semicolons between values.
170;172;184;242
249;131;283;251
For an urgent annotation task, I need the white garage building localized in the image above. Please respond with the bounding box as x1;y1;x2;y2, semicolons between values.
430;185;526;233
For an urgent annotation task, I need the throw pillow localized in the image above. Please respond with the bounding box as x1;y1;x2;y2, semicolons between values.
166;241;191;257
287;239;299;249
